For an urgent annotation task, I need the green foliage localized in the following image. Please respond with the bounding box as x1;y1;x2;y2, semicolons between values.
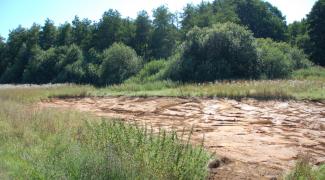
0;36;6;77
26;23;41;48
181;2;231;33
91;79;325;101
256;38;312;79
40;18;57;50
0;87;210;179
181;0;288;40
0;0;320;85
56;60;86;83
22;46;56;83
288;19;312;55
308;0;325;66
55;44;85;83
285;157;325;180
100;43;142;85
151;6;179;59
171;22;259;82
235;0;288;41
72;16;93;50
134;11;152;59
0;26;28;82
5;26;28;57
57;22;73;46
181;1;240;34
126;59;168;83
23;44;87;84
292;66;325;80
0;43;29;83
94;10;123;51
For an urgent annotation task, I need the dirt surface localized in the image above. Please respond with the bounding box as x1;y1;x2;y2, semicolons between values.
40;97;325;179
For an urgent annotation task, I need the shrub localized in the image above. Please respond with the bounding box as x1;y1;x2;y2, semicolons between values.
55;60;86;83
84;63;101;84
256;38;312;79
292;66;325;80
100;43;142;85
170;22;259;82
126;59;168;83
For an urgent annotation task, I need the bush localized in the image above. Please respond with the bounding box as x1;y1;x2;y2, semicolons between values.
126;59;168;83
292;66;325;80
170;22;259;82
55;60;86;83
256;38;312;79
100;43;142;85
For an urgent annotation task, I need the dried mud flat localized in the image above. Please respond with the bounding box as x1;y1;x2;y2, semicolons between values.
40;97;325;179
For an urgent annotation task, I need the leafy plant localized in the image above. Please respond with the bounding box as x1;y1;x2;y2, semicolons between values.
100;43;142;85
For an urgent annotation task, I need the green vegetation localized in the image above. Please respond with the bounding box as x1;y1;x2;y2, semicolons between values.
1;83;324;179
0;85;93;103
256;38;311;79
292;66;325;80
308;0;325;66
0;86;211;179
93;80;325;101
126;59;169;83
1;0;325;179
169;23;259;81
1;0;324;85
100;43;142;85
181;0;287;40
285;157;325;180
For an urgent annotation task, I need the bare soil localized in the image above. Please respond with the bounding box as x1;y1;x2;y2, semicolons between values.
40;97;325;179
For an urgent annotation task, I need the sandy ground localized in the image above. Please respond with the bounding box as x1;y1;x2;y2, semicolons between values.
40;97;325;179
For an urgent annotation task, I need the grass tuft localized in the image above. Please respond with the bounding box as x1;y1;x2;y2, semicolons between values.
285;155;325;180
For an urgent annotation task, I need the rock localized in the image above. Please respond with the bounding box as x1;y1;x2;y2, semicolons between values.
208;159;221;169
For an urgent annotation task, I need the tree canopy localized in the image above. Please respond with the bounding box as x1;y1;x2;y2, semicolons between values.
0;0;319;85
308;0;325;66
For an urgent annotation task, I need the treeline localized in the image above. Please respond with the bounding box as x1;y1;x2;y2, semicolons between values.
0;0;324;85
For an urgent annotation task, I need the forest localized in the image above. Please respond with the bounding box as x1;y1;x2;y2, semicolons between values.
0;0;324;85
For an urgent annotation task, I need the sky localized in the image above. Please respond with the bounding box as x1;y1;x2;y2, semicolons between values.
0;0;317;39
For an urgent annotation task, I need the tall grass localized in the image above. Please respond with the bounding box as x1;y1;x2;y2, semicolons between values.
0;88;211;179
0;84;93;103
93;80;325;100
292;66;325;80
285;156;325;180
94;65;325;100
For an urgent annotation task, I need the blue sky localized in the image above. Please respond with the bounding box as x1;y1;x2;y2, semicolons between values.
0;0;317;39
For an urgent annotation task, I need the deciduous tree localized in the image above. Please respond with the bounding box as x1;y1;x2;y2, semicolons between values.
308;0;325;66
